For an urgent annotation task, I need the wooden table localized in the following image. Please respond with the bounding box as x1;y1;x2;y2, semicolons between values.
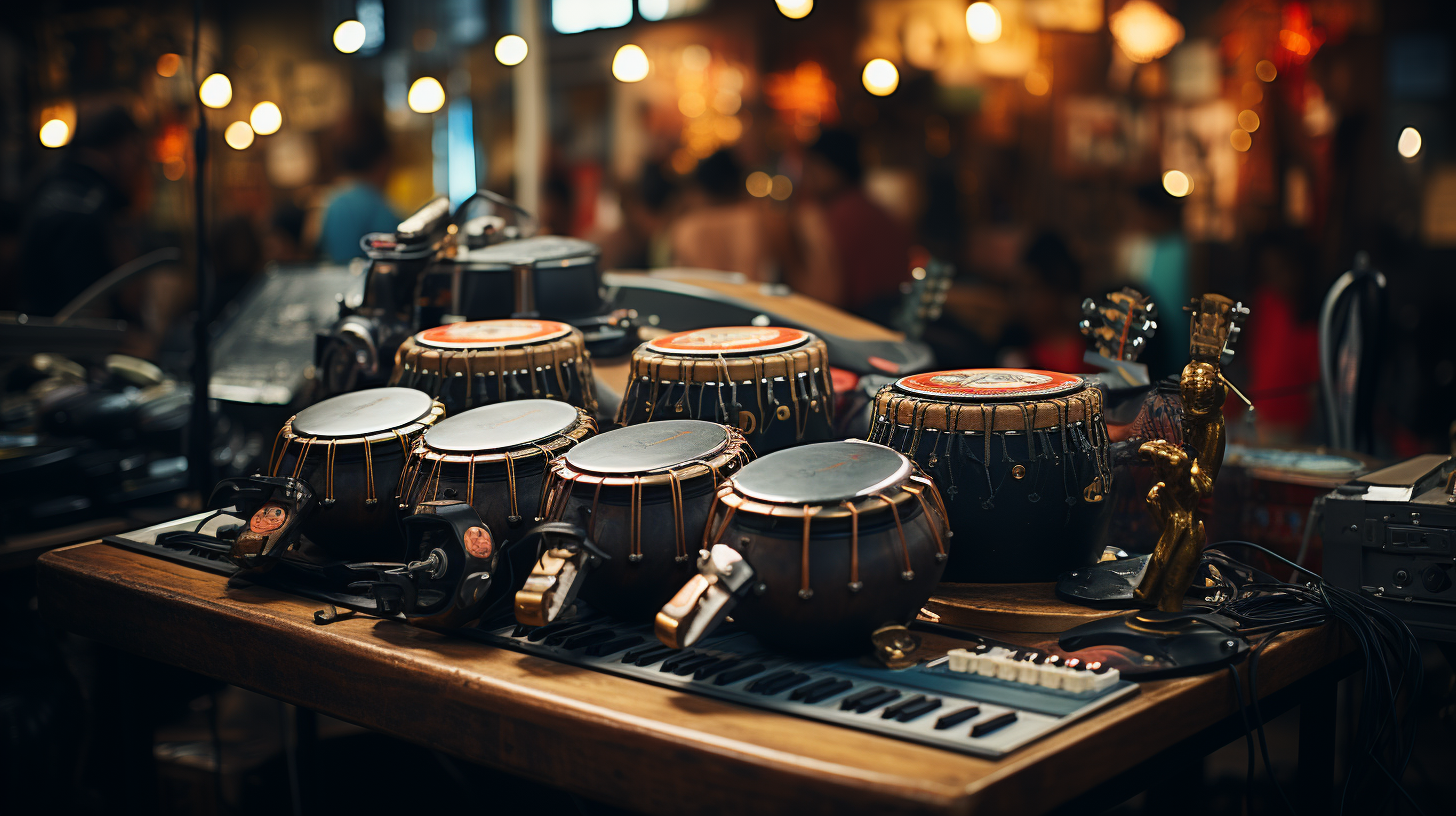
37;542;1352;816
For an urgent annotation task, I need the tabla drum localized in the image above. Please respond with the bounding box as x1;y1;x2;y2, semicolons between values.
615;326;834;454
868;369;1112;583
267;387;445;561
654;440;949;655
399;400;597;538
515;420;751;625
389;319;597;416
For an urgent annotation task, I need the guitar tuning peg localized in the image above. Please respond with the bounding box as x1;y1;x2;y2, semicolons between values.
1080;298;1099;317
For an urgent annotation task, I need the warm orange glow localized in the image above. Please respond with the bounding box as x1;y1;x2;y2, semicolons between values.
861;59;899;96
612;44;650;83
1109;0;1184;64
495;35;528;66
1162;170;1192;197
199;73;233;108
1256;60;1277;82
224;121;255;150
39;119;70;148
156;53;181;78
746;171;772;197
965;2;1003;44
1279;29;1311;56
775;0;812;20
1237;110;1260;133
1230;129;1252;152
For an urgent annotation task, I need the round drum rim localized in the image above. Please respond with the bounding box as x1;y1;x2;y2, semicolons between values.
894;368;1085;401
291;388;436;439
423;400;583;454
732;440;911;505
564;420;732;477
645;326;811;357
414;319;573;349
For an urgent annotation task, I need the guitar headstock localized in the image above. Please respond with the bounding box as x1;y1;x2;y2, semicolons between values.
1184;294;1250;366
1079;287;1158;362
894;258;954;341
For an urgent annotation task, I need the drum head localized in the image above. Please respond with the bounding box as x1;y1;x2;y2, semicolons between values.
565;420;728;475
646;326;809;356
734;440;910;504
424;400;580;453
415;319;572;349
895;368;1084;401
292;388;434;438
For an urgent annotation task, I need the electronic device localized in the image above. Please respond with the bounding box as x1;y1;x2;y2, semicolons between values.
1323;453;1456;641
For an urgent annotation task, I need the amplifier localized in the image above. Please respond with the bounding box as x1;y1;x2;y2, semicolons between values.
1323;454;1456;641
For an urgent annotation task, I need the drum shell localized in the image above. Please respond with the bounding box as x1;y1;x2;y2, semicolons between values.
390;330;596;417
399;453;555;543
549;477;720;620
871;389;1111;583
720;503;946;655
620;378;834;454
272;437;416;562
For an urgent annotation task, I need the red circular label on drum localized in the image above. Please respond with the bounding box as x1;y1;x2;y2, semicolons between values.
416;320;571;348
895;369;1084;400
463;526;493;559
646;326;809;355
249;502;287;534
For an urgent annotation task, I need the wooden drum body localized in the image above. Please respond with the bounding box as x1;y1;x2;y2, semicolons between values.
615;327;834;454
390;319;597;416
517;420;751;624
399;400;597;539
268;388;444;562
656;441;949;655
869;369;1112;583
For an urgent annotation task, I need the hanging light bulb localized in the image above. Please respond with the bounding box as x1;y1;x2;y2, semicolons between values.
775;0;813;20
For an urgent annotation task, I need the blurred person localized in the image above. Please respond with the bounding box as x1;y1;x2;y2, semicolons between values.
669;150;767;278
1115;183;1190;379
790;129;912;317
13;105;151;317
265;201;310;264
996;231;1090;374
597;161;677;270
317;112;398;264
1242;232;1320;444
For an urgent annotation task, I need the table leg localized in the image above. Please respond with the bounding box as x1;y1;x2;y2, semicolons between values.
1297;676;1336;815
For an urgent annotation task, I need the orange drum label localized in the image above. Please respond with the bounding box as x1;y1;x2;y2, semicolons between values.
249;502;288;534
464;525;493;559
896;369;1084;400
647;326;808;355
416;320;571;349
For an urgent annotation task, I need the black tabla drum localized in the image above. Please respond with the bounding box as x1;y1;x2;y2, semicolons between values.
515;420;751;625
655;440;950;655
869;368;1112;582
615;326;834;453
399;399;597;537
389;319;597;415
267;388;444;561
414;235;605;328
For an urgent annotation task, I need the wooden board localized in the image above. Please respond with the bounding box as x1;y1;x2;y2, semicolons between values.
37;542;1349;816
927;583;1125;633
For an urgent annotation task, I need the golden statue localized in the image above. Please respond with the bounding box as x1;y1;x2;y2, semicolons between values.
1133;295;1248;612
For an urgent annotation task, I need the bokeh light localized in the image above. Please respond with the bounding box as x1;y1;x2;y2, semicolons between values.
1237;110;1260;133
156;53;181;78
1398;127;1422;159
769;175;793;201
334;20;367;54
250;101;282;135
861;59;899;96
407;77;446;113
775;0;812;20
198;73;232;108
612;44;650;83
495;35;528;66
1230;129;1252;152
1256;60;1277;82
1162;170;1192;197
39;119;70;148
746;171;772;198
224;121;255;150
965;3;1003;44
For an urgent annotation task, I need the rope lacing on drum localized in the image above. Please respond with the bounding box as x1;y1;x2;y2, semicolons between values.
979;403;996;508
669;471;687;561
290;437;316;481
842;499;863;591
628;476;643;561
504;450;520;521
465;453;477;508
588;480;604;541
878;492;915;580
267;425;289;477
906;481;946;558
461;350;474;409
323;442;338;506
798;506;817;599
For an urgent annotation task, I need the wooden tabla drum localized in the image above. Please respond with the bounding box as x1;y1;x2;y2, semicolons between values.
267;388;444;561
869;369;1112;583
655;440;949;655
399;400;597;538
615;326;833;454
389;319;597;416
516;420;751;625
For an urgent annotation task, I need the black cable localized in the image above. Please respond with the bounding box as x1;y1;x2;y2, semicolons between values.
1227;663;1256;816
1247;632;1299;816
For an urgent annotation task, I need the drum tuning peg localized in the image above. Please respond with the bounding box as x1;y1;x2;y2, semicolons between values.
934;553;947;564
900;571;916;581
847;581;864;592
1080;298;1099;317
754;581;769;596
797;588;814;600
507;515;523;527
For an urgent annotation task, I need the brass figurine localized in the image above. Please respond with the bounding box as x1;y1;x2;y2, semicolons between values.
1133;294;1249;612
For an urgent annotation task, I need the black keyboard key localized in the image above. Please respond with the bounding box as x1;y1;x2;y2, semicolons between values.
895;697;943;722
633;647;678;667
511;624;531;638
544;624;597;646
660;651;701;673
790;677;840;701
586;636;642;657
622;643;664;662
713;662;767;686
562;629;616;650
526;620;579;642
935;706;981;730
970;711;1018;737
757;673;809;696
839;686;885;710
881;694;926;719
693;658;737;681
747;670;796;693
853;689;902;714
802;679;853;704
671;654;720;676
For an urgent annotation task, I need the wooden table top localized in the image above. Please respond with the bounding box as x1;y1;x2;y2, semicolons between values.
38;542;1348;816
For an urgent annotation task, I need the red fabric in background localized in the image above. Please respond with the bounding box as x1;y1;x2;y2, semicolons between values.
1245;288;1319;427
